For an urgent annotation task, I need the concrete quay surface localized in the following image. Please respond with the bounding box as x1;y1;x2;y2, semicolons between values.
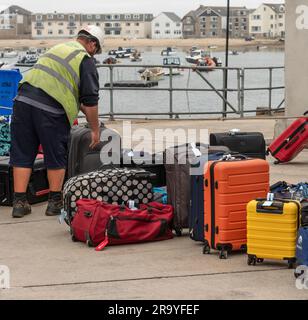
1;119;308;300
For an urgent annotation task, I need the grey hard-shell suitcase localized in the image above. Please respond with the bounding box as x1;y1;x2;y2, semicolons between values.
67;122;122;179
164;143;230;236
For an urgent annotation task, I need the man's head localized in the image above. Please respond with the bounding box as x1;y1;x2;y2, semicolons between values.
77;25;104;56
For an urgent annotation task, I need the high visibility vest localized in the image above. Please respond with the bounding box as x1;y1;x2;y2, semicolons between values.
21;41;90;126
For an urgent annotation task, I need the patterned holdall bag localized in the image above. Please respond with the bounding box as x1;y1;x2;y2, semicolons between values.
0;117;11;156
63;167;155;223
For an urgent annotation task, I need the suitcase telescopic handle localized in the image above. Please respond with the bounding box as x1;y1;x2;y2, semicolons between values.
256;201;284;214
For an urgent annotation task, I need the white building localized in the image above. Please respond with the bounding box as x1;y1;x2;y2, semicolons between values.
151;12;182;39
249;3;285;38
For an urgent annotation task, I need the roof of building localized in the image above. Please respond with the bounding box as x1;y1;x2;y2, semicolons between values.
0;5;31;15
185;5;248;18
264;3;285;14
161;12;182;22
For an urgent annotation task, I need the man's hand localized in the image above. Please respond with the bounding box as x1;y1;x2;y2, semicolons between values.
89;129;100;149
80;104;100;149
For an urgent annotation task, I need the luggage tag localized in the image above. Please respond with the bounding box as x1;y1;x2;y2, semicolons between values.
58;209;68;224
262;193;274;207
229;128;241;136
128;200;138;211
96;230;109;251
190;142;202;157
127;150;135;158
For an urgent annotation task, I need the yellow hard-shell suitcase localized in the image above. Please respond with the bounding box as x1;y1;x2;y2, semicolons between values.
247;199;300;268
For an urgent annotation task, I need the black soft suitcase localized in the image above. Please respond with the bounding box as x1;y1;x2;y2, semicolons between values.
0;156;49;206
165;143;230;236
67;122;122;179
301;202;308;227
210;131;266;159
63;167;155;222
122;149;166;187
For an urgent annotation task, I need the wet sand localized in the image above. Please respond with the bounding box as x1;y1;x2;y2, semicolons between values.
0;37;284;51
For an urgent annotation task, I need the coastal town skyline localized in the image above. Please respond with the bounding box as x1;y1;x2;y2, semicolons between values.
0;0;285;16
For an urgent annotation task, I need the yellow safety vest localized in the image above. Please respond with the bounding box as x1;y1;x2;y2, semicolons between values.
21;41;90;126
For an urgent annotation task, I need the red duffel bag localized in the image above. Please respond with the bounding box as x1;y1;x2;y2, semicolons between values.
70;199;174;251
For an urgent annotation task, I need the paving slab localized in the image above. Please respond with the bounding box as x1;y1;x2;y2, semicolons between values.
0;119;307;300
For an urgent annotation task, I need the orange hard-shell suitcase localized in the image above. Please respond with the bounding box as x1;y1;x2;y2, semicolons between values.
203;155;269;259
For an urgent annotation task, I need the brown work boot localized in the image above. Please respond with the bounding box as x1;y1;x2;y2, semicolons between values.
12;199;32;218
45;192;63;216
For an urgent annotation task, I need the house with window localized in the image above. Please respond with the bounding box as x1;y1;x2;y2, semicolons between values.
80;13;153;39
151;12;182;39
0;5;32;39
32;13;81;38
249;3;285;38
182;5;250;39
31;12;152;39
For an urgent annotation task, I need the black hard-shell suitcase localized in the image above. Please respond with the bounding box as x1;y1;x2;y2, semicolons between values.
122;149;166;187
67;122;122;179
0;156;49;206
210;132;266;159
63;167;155;222
165;143;230;236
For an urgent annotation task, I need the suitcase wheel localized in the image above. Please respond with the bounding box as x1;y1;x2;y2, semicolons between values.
203;245;211;255
86;239;94;248
288;260;295;269
71;235;77;242
247;255;257;266
274;160;281;165
219;250;228;260
174;227;182;237
265;149;270;156
257;258;264;264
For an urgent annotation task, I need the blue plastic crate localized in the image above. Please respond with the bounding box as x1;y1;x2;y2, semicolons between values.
0;69;22;116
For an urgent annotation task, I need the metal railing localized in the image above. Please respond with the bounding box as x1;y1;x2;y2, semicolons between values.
99;64;285;120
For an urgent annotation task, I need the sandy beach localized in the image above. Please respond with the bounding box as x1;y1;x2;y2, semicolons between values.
0;37;284;51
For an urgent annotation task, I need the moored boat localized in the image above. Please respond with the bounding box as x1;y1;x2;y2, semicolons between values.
141;67;165;81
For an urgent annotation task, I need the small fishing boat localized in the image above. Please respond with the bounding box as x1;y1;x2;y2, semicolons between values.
102;56;119;64
186;49;222;67
161;47;177;56
163;56;183;76
194;57;216;72
141;67;165;81
130;51;142;62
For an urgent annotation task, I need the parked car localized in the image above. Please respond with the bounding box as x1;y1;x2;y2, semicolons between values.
245;36;255;41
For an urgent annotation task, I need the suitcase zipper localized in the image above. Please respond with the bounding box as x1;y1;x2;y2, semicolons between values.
95;215;168;251
210;161;219;249
271;120;308;156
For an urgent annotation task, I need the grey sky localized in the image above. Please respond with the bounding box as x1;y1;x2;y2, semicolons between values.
0;0;284;17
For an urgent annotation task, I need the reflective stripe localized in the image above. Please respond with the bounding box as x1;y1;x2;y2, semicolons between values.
33;64;79;107
15;95;66;115
65;50;86;63
43;53;80;86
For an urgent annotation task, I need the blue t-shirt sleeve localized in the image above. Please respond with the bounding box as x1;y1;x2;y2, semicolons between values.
79;56;99;106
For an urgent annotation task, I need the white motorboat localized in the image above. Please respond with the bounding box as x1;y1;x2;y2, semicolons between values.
186;49;222;67
1;47;18;58
116;48;135;58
